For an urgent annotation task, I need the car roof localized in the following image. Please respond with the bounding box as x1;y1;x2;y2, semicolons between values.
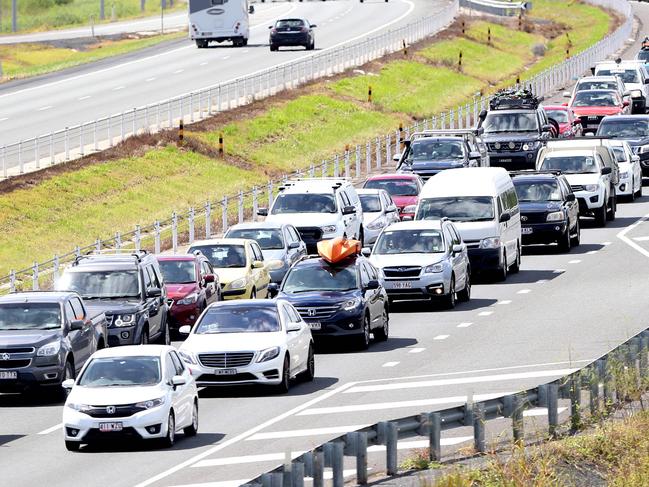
189;238;250;247
297;255;362;268
383;220;444;231
420;167;512;197
601;114;649;121
511;173;559;182
156;254;198;262
486;109;536;114
365;173;419;181
91;345;172;359
543;148;596;157
577;76;619;82
205;299;278;310
226;222;288;231
574;89;617;94
0;291;77;304
356;188;385;196
281;179;350;194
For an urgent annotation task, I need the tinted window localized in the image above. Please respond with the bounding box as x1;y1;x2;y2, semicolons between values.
514;181;562;202
597;69;639;84
374;229;444;254
159;260;196;284
226;229;285;250
272;193;337;214
251;243;264;262
539;156;599;174
57;270;140;299
577;81;616;92
611;147;628;163
283;264;358;293
70;298;85;320
364;179;419;196
195;306;280;334
276;19;305;28
572;91;618;107
483;112;539;133
288;226;301;242
406;139;465;161
79;356;161;387
189;244;247;268
544;109;569;123
0;303;62;331
170;351;185;375
417;197;495;222
598;119;649;138
360;194;382;212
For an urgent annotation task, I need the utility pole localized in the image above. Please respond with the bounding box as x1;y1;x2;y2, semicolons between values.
12;0;17;33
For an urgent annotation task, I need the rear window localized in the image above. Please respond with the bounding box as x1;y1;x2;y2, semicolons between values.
364;179;419;196
596;69;639;84
276;19;305;28
360;194;381;212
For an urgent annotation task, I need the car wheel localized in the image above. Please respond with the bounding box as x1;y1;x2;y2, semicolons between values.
157;321;170;345
630;179;636;202
139;328;149;345
595;204;607;227
250;287;257;299
558;226;571;252
571;220;581;247
162;412;176;448
636;182;643;198
441;276;456;309
298;345;315;382
183;401;199;437
374;308;389;341
358;228;364;246
356;315;371;350
60;360;75;399
510;245;521;274
607;196;616;221
270;44;278;52
65;440;80;452
275;355;291;393
496;251;507;282
457;273;471;302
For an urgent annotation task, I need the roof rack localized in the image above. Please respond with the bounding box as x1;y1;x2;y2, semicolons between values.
409;129;484;140
72;249;149;266
489;88;542;110
279;177;351;192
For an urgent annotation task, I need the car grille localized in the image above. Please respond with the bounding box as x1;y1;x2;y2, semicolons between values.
383;266;422;279
198;352;255;368
487;142;523;152
295;305;339;320
570;185;585;192
197;373;258;382
464;240;481;249
296;227;323;242
0;359;31;369
84;404;144;418
521;213;548;224
0;347;34;354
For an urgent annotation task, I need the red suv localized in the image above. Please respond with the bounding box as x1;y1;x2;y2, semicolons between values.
363;173;424;220
156;254;220;334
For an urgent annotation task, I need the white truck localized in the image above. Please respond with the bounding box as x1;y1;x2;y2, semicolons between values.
189;0;253;48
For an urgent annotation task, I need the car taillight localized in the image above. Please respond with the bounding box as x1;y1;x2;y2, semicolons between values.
271;28;277;34
301;27;308;32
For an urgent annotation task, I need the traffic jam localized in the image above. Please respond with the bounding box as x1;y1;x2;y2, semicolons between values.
2;46;649;453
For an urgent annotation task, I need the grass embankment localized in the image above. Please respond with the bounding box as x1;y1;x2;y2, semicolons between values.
423;410;649;487
0;0;615;276
0;31;186;82
0;0;184;34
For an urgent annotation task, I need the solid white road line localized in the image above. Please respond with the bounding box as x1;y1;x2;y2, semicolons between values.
632;236;649;241
78;95;91;101
297;392;516;416
568;259;581;264
478;311;493;316
199;62;208;66
0;117;9;122
37;105;53;111
601;241;612;246
367;436;473;452
192;451;305;468
457;322;473;328
112;85;125;91
343;368;579;394
170;481;249;487
523;407;568;417
382;362;400;367
145;77;157;82
433;335;449;340
37;423;63;435
617;212;649;258
536;279;548;284
408;347;426;354
497;300;512;305
553;269;565;273
586;250;598;255
517;289;531;294
246;425;370;441
174;69;184;74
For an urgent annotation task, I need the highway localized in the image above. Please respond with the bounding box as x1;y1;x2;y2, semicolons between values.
0;0;444;149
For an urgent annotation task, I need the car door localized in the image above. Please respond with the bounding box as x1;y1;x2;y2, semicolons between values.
69;297;93;364
559;177;579;228
65;301;89;372
338;190;355;237
283;226;300;267
200;261;217;305
280;303;302;374
251;242;270;297
361;262;382;329
170;350;194;428
288;303;311;367
144;266;163;338
505;186;521;260
382;192;400;224
164;352;186;429
447;223;468;288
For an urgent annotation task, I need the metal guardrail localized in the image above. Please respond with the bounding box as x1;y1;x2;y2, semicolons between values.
0;0;634;293
241;329;649;487
0;0;461;179
460;0;531;17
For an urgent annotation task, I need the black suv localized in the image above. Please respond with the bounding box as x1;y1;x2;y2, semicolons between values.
511;172;580;251
55;251;170;347
480;90;554;171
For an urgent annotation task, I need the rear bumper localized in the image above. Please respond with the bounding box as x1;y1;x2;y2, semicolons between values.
468;248;502;272
270;34;310;46
0;364;65;392
488;151;538;171
521;222;567;245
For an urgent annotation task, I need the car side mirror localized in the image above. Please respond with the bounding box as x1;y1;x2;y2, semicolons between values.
268;25;273;29
386;206;397;213
267;282;279;298
342;205;356;215
287;322;301;332
179;325;192;335
361;247;371;257
288;241;300;249
69;319;84;331
563;91;571;98
310;24;317;28
601;167;612;175
452;244;463;254
204;274;215;283
469;151;481;160
623;100;630;107
542;124;552;132
478;109;488;121
499;212;511;223
644;78;649;84
573;119;581;126
365;279;380;290
257;208;268;217
561;102;568;107
393;152;402;162
171;375;186;387
248;5;254;13
566;193;576;202
147;287;162;298
62;379;75;389
252;260;264;269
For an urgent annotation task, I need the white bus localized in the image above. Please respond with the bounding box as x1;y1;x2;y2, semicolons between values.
189;0;252;48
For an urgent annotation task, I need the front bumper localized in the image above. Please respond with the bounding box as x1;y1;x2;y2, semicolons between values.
467;247;502;272
0;362;64;392
617;177;633;196
487;149;539;171
304;313;365;339
574;189;604;214
521;222;568;245
107;326;139;346
189;354;285;387
381;275;447;301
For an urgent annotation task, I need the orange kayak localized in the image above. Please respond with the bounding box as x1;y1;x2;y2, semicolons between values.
317;236;361;264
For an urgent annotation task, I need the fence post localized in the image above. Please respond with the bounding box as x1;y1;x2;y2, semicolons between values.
53;255;60;282
334;154;340;178
428;412;441;461
512;395;524;444
386;421;398;475
96;238;101;252
172;212;178;253
238;191;244;224
312;450;324;487
252;187;259;222
589;368;600;416
205;201;212;239
188;207;195;244
385;134;391;163
344;147;350;178
332;441;344;487
570;374;582;432
135;225;141;251
366;141;371;174
356;432;368;484
473;403;485;453
375;137;382;169
65;129;70;161
537;384;548;408
222;196;229;233
154;221;161;253
9;270;16;293
548;382;559;437
115;231;122;251
268;181;274;208
355;145;361;178
32;263;39;291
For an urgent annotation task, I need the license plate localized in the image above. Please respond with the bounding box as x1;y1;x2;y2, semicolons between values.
522;227;533;235
499;158;512;163
0;371;17;379
308;322;321;330
588;116;598;120
99;422;123;432
214;368;237;375
393;281;412;289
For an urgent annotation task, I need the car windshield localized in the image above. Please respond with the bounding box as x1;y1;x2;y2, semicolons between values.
158;260;196;284
416;196;495;222
226;229;284;250
0;303;61;331
374;229;445;254
572;91;617;107
364;179;419;196
188;244;246;268
597;69;639;84
638;50;649;62
483;112;539;133
56;270;140;299
276;19;305;28
598;120;649;138
360;195;381;212
194;306;280;334
283;264;358;293
406;140;465;161
539;156;599;174
271;193;337;214
78;356;161;387
514;181;562;202
577;81;616;92
544;110;568;123
611;147;628;163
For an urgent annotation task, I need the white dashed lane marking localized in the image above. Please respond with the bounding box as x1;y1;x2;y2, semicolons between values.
457;322;473;328
382;361;400;367
78;95;91;101
568;259;581;264
517;289;531;294
408;347;425;354
433;334;449;340
478;311;493;316
37;105;53;111
497;300;512;305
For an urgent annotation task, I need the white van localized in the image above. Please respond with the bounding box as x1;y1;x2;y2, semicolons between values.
189;0;251;48
414;167;521;280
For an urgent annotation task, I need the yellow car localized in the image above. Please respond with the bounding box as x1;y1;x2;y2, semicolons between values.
187;238;274;300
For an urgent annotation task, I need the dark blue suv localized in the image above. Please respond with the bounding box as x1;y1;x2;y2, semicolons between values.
268;255;389;349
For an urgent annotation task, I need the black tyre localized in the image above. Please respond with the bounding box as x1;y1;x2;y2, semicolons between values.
161;412;175;448
607;196;616;221
65;441;80;451
275;355;291;393
630;179;636;202
636;183;643;198
496;251;507;282
356;315;371;350
457;273;471;302
270;44;278;52
250;287;257;299
510;245;521;274
157;321;170;345
595;205;607;227
298;345;315;382
139;328;149;345
183;401;199;437
60;360;75;399
374;308;389;341
570;220;581;247
441;276;456;309
558;227;571;252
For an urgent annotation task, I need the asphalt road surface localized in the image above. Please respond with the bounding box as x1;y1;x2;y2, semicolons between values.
0;0;445;149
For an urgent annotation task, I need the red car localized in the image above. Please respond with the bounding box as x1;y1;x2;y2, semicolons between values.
156;254;220;334
567;89;629;134
362;173;423;220
542;105;583;138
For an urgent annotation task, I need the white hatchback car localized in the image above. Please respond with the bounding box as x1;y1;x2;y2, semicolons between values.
178;300;314;393
608;140;642;200
62;345;198;451
357;188;401;245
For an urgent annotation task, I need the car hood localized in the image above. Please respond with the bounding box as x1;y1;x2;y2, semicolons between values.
213;268;247;285
449;220;499;242
180;332;284;354
166;283;198;299
519;201;563;213
369;253;444;268
391;195;418;209
0;329;62;347
572;107;622;117
67;384;166;406
278;289;359;306
84;300;142;316
483;132;540;142
561;173;601;185
266;213;340;227
409;160;467;170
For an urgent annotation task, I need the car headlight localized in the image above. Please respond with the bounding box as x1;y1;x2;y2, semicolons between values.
177;292;198;306
479;237;501;249
640;145;649;153
546;211;565;222
67;403;92;413
342;298;362;311
113;314;135;327
620;171;630;179
523;141;541;151
583;184;599;192
424;263;444;273
402;204;417;214
37;341;61;356
257;346;280;363
135;397;165;410
229;277;247;289
367;218;386;230
178;350;197;365
321;225;338;234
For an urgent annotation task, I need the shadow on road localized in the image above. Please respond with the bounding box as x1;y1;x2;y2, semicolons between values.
522;242;604;256
199;376;339;399
77;432;226;453
0;391;63;408
0;434;25;446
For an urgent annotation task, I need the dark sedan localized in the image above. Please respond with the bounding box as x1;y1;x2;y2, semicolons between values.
269;18;316;51
597;115;649;176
